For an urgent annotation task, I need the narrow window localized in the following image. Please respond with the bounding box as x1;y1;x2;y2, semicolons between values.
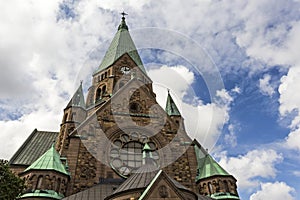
36;176;43;189
56;178;61;192
223;180;229;192
96;88;102;101
63;113;68;122
102;85;106;96
208;182;213;195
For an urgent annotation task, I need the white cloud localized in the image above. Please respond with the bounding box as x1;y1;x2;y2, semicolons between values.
218;149;283;189
232;86;241;94
148;65;232;150
224;124;238;147
278;67;300;151
250;182;295;200
285;128;300;151
259;74;275;96
278;67;300;116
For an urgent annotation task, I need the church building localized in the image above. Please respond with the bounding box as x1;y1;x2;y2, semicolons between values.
9;14;240;200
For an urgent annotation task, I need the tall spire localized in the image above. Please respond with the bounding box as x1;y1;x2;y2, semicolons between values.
165;90;181;116
94;13;146;74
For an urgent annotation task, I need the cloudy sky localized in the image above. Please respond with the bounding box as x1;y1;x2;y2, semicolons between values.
1;0;300;199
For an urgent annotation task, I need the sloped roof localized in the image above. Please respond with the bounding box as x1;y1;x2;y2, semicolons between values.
9;129;58;166
94;17;146;74
112;164;159;194
66;82;85;109
24;144;69;176
165;90;181;116
62;184;121;200
197;154;230;180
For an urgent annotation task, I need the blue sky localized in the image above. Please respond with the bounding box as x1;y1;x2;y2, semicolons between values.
1;0;300;199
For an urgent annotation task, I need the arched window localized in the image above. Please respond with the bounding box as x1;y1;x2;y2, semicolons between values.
223;180;229;192
208;182;213;195
56;178;61;192
129;102;140;113
101;74;104;80
202;183;207;195
63;113;68;122
96;88;102;101
104;72;107;78
36;175;43;189
102;85;106;96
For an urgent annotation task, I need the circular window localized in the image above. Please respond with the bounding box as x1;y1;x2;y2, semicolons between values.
129;102;140;113
110;132;159;177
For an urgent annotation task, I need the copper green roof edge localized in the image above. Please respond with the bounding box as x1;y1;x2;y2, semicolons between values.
138;170;162;200
165;92;181;116
197;154;230;180
66;83;86;108
210;192;240;199
93;20;146;75
19;190;64;199
24;145;69;176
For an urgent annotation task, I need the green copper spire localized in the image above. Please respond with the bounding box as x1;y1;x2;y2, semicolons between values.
94;14;146;74
165;90;181;116
196;153;230;181
66;82;85;108
142;143;154;165
24;144;69;176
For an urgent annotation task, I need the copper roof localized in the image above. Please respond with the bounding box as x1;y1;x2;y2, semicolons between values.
94;16;146;74
24;145;69;175
9;129;58;166
165;90;181;116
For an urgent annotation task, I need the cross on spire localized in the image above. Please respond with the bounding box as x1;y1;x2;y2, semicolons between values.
121;11;128;19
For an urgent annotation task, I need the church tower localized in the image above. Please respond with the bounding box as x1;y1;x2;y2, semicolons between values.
9;13;240;200
56;83;87;155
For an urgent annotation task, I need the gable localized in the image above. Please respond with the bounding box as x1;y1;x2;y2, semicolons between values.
139;171;197;200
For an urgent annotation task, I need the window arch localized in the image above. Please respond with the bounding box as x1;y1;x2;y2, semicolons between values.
56;178;61;192
208;182;213;195
102;85;106;96
36;175;43;189
96;87;102;101
223;180;229;192
63;113;68;122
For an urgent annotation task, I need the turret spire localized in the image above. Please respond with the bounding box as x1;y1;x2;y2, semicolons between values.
66;82;85;109
165;90;181;116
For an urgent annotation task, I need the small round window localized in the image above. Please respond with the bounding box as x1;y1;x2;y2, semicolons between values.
129;102;140;113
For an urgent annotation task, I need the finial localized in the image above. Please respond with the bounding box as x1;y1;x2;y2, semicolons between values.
167;88;170;94
80;80;83;85
120;11;128;19
118;11;129;30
